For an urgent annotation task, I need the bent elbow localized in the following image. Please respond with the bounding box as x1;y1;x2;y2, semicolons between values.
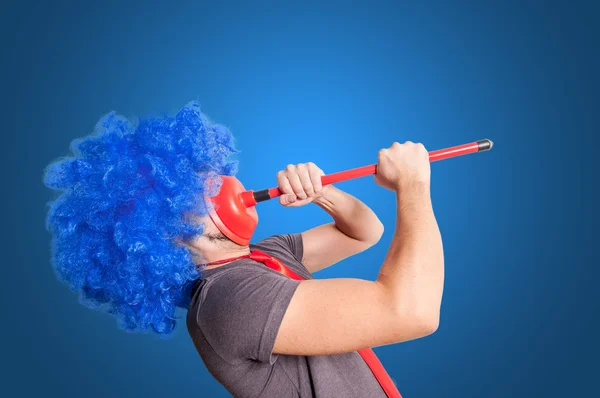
374;220;384;242
401;309;440;340
365;220;385;247
418;312;439;336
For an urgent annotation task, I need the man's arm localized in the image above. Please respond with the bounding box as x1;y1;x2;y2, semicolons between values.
276;163;384;273
301;186;384;273
273;142;444;356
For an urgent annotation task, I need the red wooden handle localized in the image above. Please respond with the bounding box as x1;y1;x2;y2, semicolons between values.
262;139;492;200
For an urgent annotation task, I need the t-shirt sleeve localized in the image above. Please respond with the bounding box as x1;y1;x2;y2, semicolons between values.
259;233;304;263
197;267;301;365
282;233;304;262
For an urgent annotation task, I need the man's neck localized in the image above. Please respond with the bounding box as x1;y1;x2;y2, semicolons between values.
201;245;251;267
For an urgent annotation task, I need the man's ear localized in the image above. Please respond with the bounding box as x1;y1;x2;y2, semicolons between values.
174;236;197;252
174;237;206;264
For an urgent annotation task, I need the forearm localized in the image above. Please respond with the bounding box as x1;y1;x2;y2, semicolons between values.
312;185;384;243
376;183;444;325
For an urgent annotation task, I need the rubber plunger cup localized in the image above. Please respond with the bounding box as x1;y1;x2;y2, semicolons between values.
207;176;258;246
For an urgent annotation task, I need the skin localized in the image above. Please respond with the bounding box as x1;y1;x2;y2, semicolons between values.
187;141;444;356
186;216;251;266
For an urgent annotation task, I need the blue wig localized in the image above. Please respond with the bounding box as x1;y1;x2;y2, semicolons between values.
43;101;238;335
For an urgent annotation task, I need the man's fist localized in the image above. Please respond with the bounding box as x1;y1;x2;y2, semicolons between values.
374;141;431;192
276;162;329;207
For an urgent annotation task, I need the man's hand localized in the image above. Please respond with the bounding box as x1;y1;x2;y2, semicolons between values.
276;162;331;207
374;141;431;193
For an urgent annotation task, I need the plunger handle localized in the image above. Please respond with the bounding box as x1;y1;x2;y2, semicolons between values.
242;139;493;207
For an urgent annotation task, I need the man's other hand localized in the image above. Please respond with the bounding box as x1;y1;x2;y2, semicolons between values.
276;162;330;207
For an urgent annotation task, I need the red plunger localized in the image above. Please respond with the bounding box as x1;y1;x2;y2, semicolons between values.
209;139;493;245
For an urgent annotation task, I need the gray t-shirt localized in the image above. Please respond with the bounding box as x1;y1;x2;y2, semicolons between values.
186;234;389;398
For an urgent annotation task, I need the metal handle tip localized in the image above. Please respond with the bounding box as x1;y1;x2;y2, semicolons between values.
477;139;493;151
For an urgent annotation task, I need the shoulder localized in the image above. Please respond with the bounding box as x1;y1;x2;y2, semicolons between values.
188;260;299;320
195;261;279;301
251;233;304;262
186;259;302;363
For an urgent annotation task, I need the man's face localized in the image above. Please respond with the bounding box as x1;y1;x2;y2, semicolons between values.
200;215;230;243
186;214;234;255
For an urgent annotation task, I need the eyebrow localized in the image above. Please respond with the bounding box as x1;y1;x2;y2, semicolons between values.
205;232;229;242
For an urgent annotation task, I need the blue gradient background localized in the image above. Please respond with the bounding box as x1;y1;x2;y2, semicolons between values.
2;1;598;397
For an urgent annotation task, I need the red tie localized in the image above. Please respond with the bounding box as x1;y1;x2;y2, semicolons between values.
204;250;402;398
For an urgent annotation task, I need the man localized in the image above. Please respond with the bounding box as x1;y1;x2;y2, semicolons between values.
185;141;444;397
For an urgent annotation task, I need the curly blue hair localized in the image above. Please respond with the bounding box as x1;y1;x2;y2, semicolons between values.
43;101;238;335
